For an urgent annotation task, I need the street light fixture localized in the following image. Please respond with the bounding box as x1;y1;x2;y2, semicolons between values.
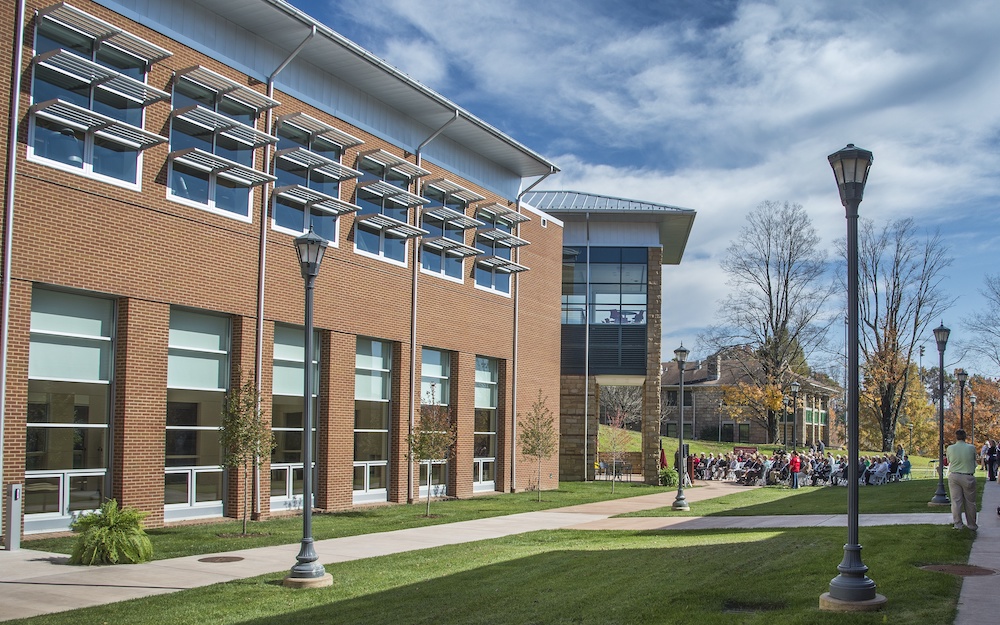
790;381;800;450
930;323;951;507
284;227;333;589
956;369;968;430
908;423;914;455
672;344;690;511
821;144;885;611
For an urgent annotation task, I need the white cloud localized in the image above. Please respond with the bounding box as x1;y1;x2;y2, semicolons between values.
300;0;1000;373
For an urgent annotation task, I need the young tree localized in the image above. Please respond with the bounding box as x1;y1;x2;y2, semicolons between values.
409;385;457;517
518;390;557;501
701;201;835;442
600;409;633;494
852;218;951;452
220;373;275;535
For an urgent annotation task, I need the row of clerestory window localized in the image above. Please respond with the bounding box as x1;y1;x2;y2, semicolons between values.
26;2;529;293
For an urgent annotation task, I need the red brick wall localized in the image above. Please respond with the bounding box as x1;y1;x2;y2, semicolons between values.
3;0;563;531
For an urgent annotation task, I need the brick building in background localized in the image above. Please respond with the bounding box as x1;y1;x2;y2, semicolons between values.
0;0;563;536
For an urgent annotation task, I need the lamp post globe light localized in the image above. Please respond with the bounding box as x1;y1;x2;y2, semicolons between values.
820;144;886;611
284;227;333;589
790;381;800;450
956;369;968;430
930;323;951;507
970;393;977;445
672;344;690;511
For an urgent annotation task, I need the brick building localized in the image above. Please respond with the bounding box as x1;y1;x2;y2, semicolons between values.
661;352;843;448
0;0;564;536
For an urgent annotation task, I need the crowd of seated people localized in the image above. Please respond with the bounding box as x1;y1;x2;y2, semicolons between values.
687;446;911;487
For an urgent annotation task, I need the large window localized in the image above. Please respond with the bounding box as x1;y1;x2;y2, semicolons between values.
353;150;428;264
562;247;648;325
165;309;229;521
28;4;170;186
419;348;451;497
272;113;362;241
270;324;319;510
473;357;498;491
420;180;484;281
25;288;113;533
168;67;277;219
474;204;529;294
561;246;649;375
354;338;392;503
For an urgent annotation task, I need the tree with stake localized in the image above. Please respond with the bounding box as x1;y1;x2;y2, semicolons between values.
519;390;557;501
220;372;275;536
410;384;457;517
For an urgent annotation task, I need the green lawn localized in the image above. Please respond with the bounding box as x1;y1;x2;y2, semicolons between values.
8;525;971;625
24;481;671;560
621;477;985;517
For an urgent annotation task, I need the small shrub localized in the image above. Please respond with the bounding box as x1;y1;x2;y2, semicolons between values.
70;499;153;565
659;467;679;487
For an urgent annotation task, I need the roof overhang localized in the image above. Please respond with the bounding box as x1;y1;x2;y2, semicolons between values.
522;191;696;265
170;0;559;179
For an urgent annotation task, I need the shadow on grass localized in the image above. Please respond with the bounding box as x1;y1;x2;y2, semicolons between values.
58;526;968;625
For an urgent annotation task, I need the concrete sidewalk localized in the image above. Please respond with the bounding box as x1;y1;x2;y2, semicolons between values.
0;479;992;622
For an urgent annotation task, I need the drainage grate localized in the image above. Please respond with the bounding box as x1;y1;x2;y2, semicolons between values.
198;556;245;563
921;564;996;576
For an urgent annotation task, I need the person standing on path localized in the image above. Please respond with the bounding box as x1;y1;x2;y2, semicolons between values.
789;451;801;489
946;429;978;531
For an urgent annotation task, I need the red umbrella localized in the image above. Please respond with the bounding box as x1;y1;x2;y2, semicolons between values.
660;446;667;469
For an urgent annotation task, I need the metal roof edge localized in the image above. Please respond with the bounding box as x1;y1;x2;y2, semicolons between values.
260;0;559;176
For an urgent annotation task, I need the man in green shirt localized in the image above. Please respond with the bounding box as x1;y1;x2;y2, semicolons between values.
946;429;978;531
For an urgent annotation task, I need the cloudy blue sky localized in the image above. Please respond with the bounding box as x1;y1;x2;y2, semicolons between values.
289;0;1000;376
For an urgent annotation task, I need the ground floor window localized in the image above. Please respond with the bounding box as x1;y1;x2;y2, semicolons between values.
25;288;113;533
355;338;391;503
165;308;229;521
473;356;498;491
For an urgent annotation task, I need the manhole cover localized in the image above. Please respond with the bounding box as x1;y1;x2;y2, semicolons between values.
921;564;996;576
198;556;245;563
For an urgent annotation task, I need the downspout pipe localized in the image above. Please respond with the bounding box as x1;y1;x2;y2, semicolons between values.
510;167;555;492
254;25;315;518
408;110;459;504
1;0;27;545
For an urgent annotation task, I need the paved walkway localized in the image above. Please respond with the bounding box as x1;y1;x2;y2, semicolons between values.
0;479;995;622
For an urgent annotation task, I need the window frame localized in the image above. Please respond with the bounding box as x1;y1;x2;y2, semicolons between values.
27;8;170;189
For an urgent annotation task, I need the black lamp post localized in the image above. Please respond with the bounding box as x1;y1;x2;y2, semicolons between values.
956;369;968;430
821;144;885;610
908;423;914;455
790;381;800;450
930;323;951;506
970;393;977;445
672;344;690;511
284;227;333;588
783;396;790;451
